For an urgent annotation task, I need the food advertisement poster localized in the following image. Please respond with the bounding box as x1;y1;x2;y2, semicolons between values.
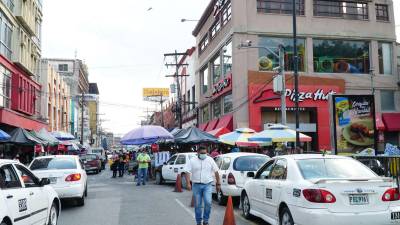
331;95;377;155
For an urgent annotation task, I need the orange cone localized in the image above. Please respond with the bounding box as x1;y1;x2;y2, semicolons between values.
222;196;236;225
190;195;195;207
173;174;183;192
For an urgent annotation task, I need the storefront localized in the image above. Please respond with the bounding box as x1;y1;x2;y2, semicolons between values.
248;71;345;151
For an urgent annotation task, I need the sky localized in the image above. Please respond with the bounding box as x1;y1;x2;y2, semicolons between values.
42;0;399;137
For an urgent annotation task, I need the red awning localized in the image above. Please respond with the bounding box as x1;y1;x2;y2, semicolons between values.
206;119;219;131
199;123;209;131
375;113;385;131
382;113;400;131
208;127;231;137
216;114;233;131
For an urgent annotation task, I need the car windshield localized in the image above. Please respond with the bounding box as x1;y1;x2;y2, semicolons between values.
30;158;77;170
297;158;377;180
233;156;269;171
81;155;97;161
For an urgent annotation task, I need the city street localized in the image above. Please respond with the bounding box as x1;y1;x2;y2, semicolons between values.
58;169;267;225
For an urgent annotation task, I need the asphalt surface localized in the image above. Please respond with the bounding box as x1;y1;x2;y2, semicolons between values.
57;168;268;225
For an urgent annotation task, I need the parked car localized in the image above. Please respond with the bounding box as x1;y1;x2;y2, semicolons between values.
241;154;400;225
29;155;88;206
155;152;196;187
91;147;106;170
80;154;102;174
0;159;61;225
213;153;269;205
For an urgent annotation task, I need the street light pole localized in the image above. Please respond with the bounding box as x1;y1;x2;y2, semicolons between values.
292;0;300;148
80;92;84;145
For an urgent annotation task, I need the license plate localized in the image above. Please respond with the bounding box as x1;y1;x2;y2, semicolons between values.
49;177;57;184
392;212;400;220
349;194;369;205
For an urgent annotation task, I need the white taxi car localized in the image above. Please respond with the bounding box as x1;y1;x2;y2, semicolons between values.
29;155;87;206
0;159;60;225
155;152;196;187
213;153;269;205
241;154;400;225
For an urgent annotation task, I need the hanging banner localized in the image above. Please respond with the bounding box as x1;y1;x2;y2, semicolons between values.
331;95;377;155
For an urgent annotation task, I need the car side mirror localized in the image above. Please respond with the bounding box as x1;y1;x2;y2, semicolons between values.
39;178;50;186
163;162;167;165
247;172;255;178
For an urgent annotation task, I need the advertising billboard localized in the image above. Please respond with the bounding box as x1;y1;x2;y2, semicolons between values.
143;88;169;101
331;95;377;155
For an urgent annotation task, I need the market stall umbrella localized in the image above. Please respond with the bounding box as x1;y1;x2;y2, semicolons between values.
174;127;218;144
0;129;10;141
121;125;174;145
51;131;76;141
219;128;271;147
8;128;45;145
31;128;60;146
249;124;312;143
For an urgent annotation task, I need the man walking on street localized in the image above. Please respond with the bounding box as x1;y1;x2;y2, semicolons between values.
136;149;151;186
185;146;221;225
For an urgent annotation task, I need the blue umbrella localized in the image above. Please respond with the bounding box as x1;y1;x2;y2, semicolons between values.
0;129;10;141
121;125;173;145
51;131;76;141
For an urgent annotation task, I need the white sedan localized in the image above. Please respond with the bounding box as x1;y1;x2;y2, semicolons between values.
29;155;87;206
0;159;60;225
241;154;400;225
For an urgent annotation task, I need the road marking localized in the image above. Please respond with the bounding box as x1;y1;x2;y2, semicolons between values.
175;199;195;219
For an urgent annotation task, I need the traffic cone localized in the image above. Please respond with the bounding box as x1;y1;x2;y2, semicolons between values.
222;196;236;225
190;195;195;207
173;174;183;192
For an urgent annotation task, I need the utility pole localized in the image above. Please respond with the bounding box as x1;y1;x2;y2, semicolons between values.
292;0;300;148
278;45;286;125
164;50;189;129
80;92;84;145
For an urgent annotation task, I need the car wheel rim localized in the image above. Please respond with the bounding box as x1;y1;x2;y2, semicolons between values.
243;196;250;216
50;205;57;225
282;212;291;225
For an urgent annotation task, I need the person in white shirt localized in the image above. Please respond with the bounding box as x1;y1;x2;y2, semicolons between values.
185;146;221;225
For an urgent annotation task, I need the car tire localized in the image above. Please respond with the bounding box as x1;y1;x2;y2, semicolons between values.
242;193;252;219
84;185;88;197
280;207;294;225
48;202;58;225
76;195;85;207
155;172;163;185
1;222;8;225
95;169;99;174
217;190;227;205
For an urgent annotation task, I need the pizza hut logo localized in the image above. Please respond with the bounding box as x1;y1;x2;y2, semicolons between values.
212;77;231;95
253;88;337;103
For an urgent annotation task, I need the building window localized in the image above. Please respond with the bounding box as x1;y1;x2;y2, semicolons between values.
202;105;210;122
378;42;392;75
223;93;232;114
314;0;368;20
257;0;305;15
199;35;209;54
191;85;195;110
210;18;221;39
0;65;11;108
381;90;395;111
212;54;222;84
223;41;232;76
222;1;232;25
58;64;68;72
201;66;209;94
376;4;389;21
2;0;14;12
259;37;306;72
313;39;370;74
0;13;12;60
212;98;222;119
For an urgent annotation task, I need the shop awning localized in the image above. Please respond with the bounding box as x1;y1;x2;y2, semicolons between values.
207;127;231;138
8;128;45;145
216;114;233;131
199;123;208;131
206;119;219;131
375;113;385;131
383;113;400;131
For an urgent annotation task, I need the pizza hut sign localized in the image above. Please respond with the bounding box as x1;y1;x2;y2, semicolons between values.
286;89;336;102
212;77;231;96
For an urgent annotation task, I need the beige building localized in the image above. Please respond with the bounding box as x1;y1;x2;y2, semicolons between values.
39;61;70;132
194;0;399;150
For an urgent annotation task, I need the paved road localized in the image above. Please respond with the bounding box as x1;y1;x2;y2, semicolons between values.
58;169;268;225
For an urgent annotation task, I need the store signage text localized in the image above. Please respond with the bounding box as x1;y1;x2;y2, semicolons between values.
286;89;337;102
212;77;231;96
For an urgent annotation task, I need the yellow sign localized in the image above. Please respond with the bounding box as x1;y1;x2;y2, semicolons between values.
143;88;170;97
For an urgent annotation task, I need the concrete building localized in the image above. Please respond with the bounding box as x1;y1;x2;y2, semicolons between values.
194;0;399;151
43;58;90;143
88;83;100;146
0;0;46;133
39;61;70;132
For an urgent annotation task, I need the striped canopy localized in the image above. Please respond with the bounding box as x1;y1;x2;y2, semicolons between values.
219;128;271;147
249;125;312;143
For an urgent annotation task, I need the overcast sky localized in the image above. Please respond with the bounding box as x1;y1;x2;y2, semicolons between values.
42;0;399;137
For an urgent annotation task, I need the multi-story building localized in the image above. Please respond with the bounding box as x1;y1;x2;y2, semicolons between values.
88;83;100;146
43;58;90;143
39;61;70;132
194;0;399;151
0;0;46;132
